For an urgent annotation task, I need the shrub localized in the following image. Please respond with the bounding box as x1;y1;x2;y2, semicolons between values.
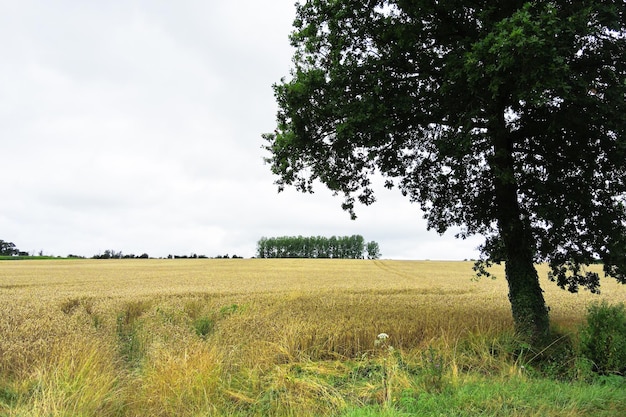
579;301;626;375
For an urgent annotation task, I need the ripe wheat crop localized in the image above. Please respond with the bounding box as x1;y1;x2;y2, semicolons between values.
1;259;624;416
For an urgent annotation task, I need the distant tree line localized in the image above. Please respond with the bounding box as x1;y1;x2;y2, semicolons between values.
256;235;381;259
92;250;243;259
92;250;150;259
166;253;242;259
5;236;380;260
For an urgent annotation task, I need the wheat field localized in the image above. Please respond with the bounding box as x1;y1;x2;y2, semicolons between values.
1;259;624;416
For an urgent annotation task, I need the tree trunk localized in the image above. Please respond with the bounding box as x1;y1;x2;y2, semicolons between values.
491;104;550;342
499;217;550;342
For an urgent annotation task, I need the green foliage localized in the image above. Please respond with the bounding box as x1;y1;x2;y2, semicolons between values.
419;346;446;393
93;249;123;259
341;364;626;416
0;384;19;408
392;377;626;417
193;316;214;339
0;239;19;256
366;241;381;260
219;303;241;316
190;304;241;339
0;255;63;260
257;235;374;259
579;301;626;375
116;300;150;367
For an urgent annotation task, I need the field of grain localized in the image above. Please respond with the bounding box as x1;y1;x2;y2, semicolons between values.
1;259;625;416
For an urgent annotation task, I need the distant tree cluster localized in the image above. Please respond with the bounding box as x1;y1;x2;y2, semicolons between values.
92;250;149;259
0;240;19;256
165;253;242;259
214;254;243;259
167;254;206;259
256;235;380;259
0;240;29;257
92;251;247;259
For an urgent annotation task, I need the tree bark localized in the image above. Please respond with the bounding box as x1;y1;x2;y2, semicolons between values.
500;217;550;342
491;105;550;342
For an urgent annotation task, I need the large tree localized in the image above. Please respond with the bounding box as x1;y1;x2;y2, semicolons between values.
264;0;626;341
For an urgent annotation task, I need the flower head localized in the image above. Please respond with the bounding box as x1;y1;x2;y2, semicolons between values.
377;333;389;340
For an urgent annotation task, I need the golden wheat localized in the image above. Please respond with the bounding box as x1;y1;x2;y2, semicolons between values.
1;259;624;416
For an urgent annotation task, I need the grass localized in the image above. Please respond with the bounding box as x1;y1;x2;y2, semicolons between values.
0;256;67;261
1;259;625;416
342;375;626;416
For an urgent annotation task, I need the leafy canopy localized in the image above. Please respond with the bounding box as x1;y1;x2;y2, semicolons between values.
264;0;626;293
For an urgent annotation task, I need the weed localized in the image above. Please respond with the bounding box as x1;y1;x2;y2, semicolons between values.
219;303;241;316
91;313;104;330
375;333;394;407
116;300;150;366
419;346;446;393
193;315;214;339
0;384;19;408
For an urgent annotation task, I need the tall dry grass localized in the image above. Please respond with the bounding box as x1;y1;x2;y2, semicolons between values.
1;259;624;416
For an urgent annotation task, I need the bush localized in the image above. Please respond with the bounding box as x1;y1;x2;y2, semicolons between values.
579;301;626;375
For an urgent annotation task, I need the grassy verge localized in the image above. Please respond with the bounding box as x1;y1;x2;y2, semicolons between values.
342;376;626;416
2;300;624;416
0;256;66;260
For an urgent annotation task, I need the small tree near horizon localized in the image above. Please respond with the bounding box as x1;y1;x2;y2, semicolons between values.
264;1;626;342
366;241;381;260
0;240;19;256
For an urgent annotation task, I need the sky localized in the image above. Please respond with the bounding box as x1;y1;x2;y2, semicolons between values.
0;0;483;260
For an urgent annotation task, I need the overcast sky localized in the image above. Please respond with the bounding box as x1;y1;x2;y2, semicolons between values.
0;0;483;259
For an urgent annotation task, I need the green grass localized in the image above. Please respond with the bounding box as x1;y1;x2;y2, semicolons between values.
341;375;626;417
0;255;72;260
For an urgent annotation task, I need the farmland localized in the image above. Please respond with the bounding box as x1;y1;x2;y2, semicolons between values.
1;259;625;416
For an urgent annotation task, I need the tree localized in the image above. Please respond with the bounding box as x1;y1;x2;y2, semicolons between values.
263;0;626;341
93;249;123;259
366;241;381;260
0;240;19;256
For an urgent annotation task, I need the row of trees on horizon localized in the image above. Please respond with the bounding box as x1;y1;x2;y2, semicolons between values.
92;250;242;259
256;235;381;259
0;239;241;259
2;238;381;260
